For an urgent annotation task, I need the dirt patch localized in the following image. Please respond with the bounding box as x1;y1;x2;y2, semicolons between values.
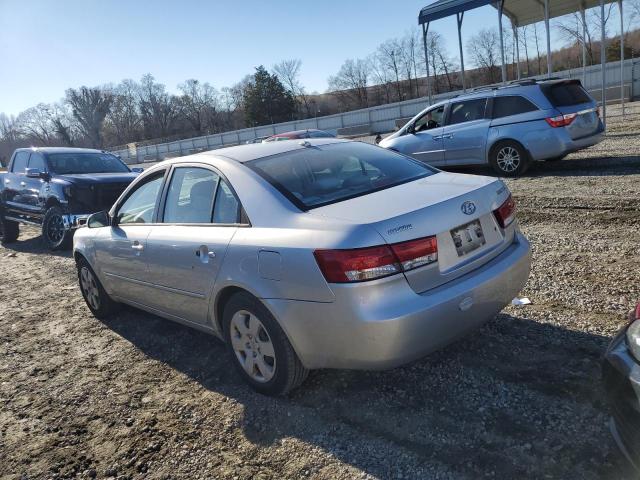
2;105;640;479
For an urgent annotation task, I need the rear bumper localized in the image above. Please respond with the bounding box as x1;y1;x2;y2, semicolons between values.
267;232;531;370
531;122;605;160
603;329;640;472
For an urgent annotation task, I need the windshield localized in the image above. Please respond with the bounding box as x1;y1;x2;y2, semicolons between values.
47;152;130;174
247;142;436;210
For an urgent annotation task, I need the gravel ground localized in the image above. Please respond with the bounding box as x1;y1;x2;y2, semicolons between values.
1;103;640;480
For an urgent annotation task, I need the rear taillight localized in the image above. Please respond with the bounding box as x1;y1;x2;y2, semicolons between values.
314;235;438;283
493;194;516;229
545;113;577;128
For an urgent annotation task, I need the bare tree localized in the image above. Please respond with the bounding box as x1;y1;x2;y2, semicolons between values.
15;104;57;145
137;74;180;139
376;39;405;101
65;86;113;148
106;79;142;145
467;28;501;84
273;59;311;117
327;59;370;109
178;79;219;134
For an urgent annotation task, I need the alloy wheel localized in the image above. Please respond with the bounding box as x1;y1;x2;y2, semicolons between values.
46;214;65;244
230;310;276;383
496;146;521;173
80;266;101;310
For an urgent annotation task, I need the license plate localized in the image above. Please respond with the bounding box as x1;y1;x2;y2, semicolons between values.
451;220;486;257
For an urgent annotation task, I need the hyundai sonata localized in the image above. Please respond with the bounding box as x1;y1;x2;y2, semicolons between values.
74;139;531;395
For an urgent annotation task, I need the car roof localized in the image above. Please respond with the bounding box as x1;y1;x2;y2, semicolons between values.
14;147;107;155
270;129;324;138
154;138;350;166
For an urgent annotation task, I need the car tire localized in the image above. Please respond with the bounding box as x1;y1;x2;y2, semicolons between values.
223;292;309;396
76;256;120;319
0;207;19;244
42;206;72;250
489;141;530;177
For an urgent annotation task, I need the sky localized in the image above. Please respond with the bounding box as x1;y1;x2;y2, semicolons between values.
0;0;625;117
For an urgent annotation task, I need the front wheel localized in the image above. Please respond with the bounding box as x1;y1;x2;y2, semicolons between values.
490;141;530;177
42;206;72;250
76;257;120;319
223;292;308;395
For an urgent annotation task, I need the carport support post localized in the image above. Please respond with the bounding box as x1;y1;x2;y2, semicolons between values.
544;0;552;77
581;5;587;86
422;22;433;104
601;0;607;129
619;0;625;117
513;23;521;80
457;12;466;91
498;0;507;83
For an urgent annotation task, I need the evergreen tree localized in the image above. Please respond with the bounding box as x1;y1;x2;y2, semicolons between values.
243;66;296;126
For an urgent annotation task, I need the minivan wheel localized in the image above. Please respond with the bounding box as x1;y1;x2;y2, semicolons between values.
76;257;120;319
223;292;308;396
0;208;19;244
42;206;72;250
490;141;530;177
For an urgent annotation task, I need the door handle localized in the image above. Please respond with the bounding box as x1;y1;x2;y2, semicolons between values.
195;246;216;262
131;242;144;251
433;135;442;141
20;181;26;187
4;179;9;184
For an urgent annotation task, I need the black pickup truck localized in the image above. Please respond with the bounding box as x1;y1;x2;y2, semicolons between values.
0;147;141;250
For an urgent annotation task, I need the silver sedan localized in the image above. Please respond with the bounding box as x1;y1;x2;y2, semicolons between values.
74;139;531;395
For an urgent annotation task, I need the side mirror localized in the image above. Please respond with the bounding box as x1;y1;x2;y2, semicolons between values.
131;167;143;174
25;168;42;178
406;124;415;135
87;210;111;228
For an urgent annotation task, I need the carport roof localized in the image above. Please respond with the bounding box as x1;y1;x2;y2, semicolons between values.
419;0;616;26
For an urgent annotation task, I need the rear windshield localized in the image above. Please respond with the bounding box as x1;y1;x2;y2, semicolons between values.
247;142;436;210
47;153;130;174
543;83;592;107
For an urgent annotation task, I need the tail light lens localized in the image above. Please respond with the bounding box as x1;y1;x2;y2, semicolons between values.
545;113;577;128
314;235;438;283
493;194;516;229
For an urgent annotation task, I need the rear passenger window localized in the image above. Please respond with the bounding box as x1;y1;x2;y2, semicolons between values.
213;180;241;224
11;152;29;173
492;96;538;119
448;99;487;125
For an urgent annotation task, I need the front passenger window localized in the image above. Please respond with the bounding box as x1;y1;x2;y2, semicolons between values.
117;173;165;225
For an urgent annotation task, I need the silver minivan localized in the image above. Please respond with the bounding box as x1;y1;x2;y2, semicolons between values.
380;79;604;177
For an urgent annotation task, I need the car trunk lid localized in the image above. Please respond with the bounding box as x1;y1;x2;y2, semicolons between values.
310;172;514;293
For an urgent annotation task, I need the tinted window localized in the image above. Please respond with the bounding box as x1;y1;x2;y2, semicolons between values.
213;180;241;224
247;142;435;210
543;83;591;107
448;99;487;125
492;96;538;119
415;105;444;132
12;152;29;173
47;153;130;174
28;153;47;172
164;167;219;224
308;130;334;138
117;173;164;224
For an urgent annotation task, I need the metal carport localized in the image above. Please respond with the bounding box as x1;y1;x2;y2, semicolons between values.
418;0;625;127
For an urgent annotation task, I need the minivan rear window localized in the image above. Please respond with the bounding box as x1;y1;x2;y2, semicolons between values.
543;82;591;107
247;142;436;210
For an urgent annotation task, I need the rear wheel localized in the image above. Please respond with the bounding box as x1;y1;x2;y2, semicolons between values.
0;207;19;244
42;206;72;250
76;257;120;319
223;292;308;395
490;141;530;177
